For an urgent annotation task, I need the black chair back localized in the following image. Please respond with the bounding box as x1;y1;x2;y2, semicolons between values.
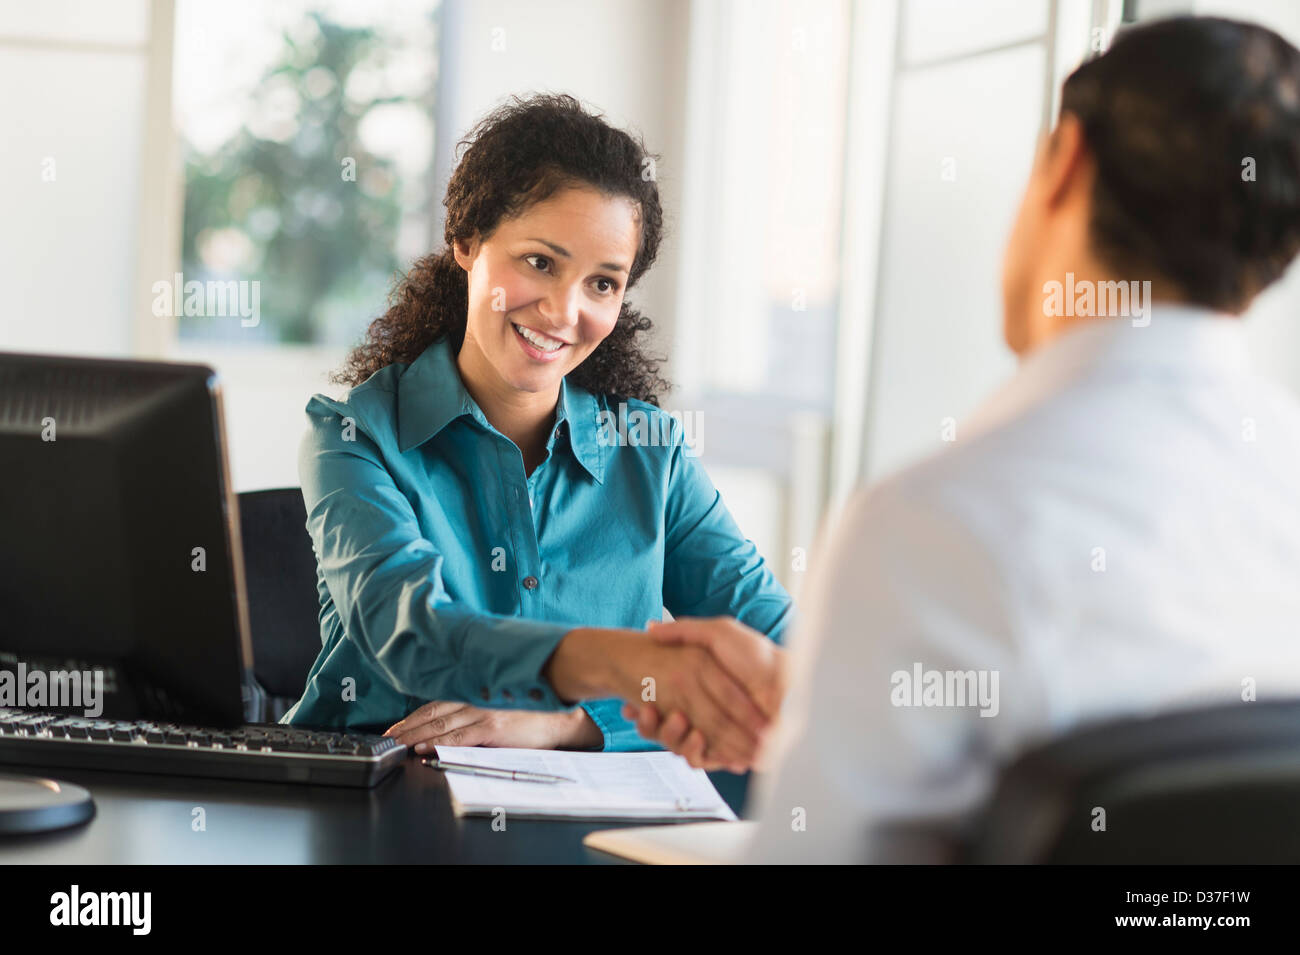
966;700;1300;863
237;488;324;721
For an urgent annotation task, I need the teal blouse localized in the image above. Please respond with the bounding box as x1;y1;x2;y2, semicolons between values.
280;337;794;750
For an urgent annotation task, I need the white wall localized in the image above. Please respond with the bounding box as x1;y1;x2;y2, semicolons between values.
0;0;151;357
860;0;1058;482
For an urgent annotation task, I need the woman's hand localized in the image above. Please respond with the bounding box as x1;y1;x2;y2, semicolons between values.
644;616;787;718
621;617;787;772
382;700;602;754
545;620;784;771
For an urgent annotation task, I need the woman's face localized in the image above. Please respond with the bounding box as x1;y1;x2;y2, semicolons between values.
453;184;641;397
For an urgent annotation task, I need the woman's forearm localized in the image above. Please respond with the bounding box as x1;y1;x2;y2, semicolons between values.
544;627;637;703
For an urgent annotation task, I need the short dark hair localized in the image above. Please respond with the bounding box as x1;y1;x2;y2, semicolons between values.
1060;16;1300;311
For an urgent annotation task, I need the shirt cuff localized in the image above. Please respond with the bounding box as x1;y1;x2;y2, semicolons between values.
457;617;574;710
580;697;665;752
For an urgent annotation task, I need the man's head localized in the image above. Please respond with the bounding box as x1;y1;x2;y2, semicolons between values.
1001;16;1300;354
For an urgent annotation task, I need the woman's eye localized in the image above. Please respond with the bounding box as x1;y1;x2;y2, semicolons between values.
593;277;619;295
524;254;551;272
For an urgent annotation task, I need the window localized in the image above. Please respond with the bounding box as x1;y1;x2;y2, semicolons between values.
674;0;852;590
173;0;440;345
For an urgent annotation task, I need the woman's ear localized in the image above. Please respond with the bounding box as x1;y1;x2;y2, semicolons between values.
451;235;479;272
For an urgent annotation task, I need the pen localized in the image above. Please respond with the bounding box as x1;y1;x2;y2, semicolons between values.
421;757;575;784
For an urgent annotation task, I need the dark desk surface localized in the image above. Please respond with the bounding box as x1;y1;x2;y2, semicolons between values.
0;753;750;863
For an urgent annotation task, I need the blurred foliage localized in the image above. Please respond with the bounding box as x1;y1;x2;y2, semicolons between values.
180;11;426;344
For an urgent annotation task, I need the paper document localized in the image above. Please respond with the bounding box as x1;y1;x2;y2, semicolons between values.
432;746;738;821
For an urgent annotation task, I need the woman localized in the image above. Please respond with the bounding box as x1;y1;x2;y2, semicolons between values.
282;94;793;770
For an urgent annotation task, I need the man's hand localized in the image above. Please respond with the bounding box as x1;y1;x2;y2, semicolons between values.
545;627;767;771
382;700;601;753
645;616;786;717
624;616;787;771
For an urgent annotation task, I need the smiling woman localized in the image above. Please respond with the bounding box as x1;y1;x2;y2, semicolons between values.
450;184;644;473
282;94;794;771
332;93;668;404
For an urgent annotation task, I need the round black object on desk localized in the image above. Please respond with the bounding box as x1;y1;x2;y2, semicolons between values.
0;774;96;835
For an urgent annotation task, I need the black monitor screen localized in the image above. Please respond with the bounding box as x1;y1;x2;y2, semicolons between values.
0;353;251;725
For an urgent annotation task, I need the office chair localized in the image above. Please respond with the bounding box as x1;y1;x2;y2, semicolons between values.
237;488;325;722
963;699;1300;863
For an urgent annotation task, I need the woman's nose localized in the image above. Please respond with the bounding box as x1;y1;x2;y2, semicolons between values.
539;282;582;327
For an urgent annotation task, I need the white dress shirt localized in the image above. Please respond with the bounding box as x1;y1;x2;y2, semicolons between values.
747;305;1300;863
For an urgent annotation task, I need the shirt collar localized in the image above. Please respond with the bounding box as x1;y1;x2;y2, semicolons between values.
554;374;607;484
396;337;606;483
966;303;1251;439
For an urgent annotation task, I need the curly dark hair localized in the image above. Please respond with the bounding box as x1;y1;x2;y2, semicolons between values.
333;93;670;403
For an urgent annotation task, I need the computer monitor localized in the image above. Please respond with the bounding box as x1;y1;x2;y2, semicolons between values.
0;351;252;725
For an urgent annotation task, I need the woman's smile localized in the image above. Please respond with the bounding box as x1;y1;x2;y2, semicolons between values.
511;321;571;362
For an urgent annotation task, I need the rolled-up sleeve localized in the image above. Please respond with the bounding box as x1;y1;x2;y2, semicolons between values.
300;397;574;710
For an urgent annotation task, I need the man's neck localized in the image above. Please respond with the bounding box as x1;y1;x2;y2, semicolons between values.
1020;258;1191;356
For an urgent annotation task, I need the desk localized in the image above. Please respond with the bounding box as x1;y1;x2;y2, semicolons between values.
0;753;750;863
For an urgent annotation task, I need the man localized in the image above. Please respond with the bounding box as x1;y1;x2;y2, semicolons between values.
642;15;1300;861
743;14;1300;863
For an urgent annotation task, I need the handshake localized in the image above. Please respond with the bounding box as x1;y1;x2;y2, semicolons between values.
546;617;787;772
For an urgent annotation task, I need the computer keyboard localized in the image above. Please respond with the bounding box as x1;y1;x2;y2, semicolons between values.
0;709;407;787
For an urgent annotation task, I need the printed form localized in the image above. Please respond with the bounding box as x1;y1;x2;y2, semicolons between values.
431;746;739;821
